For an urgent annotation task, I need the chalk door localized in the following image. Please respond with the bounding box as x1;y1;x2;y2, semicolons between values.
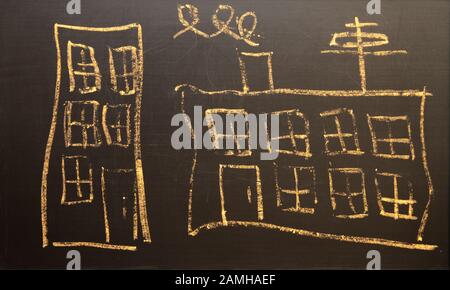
219;165;264;224
101;168;138;244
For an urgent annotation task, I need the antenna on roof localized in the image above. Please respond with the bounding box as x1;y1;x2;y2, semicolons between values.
321;17;407;92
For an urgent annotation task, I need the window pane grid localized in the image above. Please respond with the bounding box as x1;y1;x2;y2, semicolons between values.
275;165;317;214
109;46;138;96
367;115;415;160
328;168;368;219
102;104;131;147
375;171;417;220
64;101;101;148
321;108;363;156
271;110;311;158
61;156;94;205
67;41;101;94
205;109;251;156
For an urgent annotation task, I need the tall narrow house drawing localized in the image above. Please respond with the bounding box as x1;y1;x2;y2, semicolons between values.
41;24;150;251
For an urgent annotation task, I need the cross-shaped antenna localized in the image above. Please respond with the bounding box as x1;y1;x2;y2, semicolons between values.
321;17;407;92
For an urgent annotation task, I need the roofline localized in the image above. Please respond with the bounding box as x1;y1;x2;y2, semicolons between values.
175;84;431;98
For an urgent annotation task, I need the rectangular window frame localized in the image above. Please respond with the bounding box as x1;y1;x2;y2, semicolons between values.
61;155;94;205
274;164;317;214
64;100;102;148
67;41;101;94
321;108;363;156
204;108;252;157
102;103;132;148
109;46;138;96
367;115;415;160
374;170;417;220
270;109;311;158
328;168;368;219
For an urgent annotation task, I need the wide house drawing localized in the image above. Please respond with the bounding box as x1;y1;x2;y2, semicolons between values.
41;24;150;251
176;18;436;250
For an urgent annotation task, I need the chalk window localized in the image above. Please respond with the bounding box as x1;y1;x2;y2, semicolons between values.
367;115;415;160
64;101;101;148
328;168;368;219
275;165;317;214
204;108;251;157
102;104;131;147
238;51;274;93
374;171;417;220
320;108;363;156
61;155;94;205
109;46;138;96
271;110;311;158
67;41;101;94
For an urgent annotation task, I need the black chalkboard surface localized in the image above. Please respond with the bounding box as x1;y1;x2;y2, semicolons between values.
0;0;448;269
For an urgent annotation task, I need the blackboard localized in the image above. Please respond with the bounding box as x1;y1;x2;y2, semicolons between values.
0;0;448;269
